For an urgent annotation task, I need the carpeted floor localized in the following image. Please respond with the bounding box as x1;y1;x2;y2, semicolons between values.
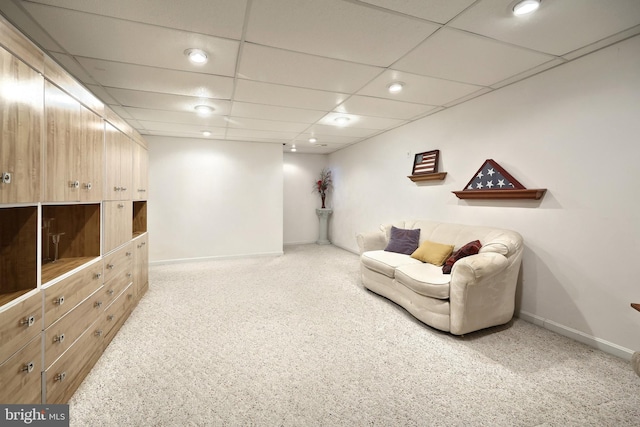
69;244;640;426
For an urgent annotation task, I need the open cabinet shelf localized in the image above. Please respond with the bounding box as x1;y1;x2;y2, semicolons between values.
0;206;38;305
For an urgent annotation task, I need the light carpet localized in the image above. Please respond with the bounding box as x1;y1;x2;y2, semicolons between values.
69;244;640;426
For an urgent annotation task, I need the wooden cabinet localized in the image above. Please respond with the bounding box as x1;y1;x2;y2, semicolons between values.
101;283;135;349
133;142;149;200
133;234;149;301
104;200;133;254
0;291;41;364
0;46;43;204
0;335;42;404
0;207;38;306
44;82;103;203
105;123;133;201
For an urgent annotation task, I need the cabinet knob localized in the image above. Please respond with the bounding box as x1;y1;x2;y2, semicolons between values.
117;203;124;208
121;187;127;191
107;289;114;296
95;330;103;337
107;314;114;321
53;333;65;343
83;182;93;190
69;180;80;189
94;301;103;308
22;362;35;373
95;272;102;279
20;316;35;327
55;372;66;382
114;186;121;191
126;252;132;256
1;172;11;184
127;273;132;278
141;242;146;246
107;264;114;269
54;296;65;306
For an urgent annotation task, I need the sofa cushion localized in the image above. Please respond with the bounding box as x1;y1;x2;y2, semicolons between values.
395;263;451;299
410;240;454;266
442;240;482;274
361;250;422;278
384;226;420;255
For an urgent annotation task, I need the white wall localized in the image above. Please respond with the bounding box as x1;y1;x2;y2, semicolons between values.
283;153;328;244
147;136;283;262
329;36;640;356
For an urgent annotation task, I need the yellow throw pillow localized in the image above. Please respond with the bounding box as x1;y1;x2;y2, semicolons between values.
411;240;455;266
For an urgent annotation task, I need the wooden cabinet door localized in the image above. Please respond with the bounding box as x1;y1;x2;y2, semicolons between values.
104;122;120;201
134;234;148;298
103;200;133;254
119;132;133;201
79;106;104;202
132;143;148;200
0;46;43;204
44;81;81;202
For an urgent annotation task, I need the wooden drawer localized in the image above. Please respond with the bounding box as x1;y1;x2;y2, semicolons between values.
103;242;133;284
102;267;133;309
43;261;103;328
44;320;102;404
0;335;42;404
44;287;103;369
101;283;134;348
0;291;42;364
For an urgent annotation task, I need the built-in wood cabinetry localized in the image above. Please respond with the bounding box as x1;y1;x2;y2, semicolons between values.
0;15;149;405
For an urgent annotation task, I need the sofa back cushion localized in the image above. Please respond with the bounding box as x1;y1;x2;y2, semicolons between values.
381;220;522;259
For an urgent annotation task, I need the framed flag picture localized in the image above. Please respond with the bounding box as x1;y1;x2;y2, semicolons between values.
412;150;439;175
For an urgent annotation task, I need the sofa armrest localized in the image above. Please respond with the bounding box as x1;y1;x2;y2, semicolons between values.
451;252;509;284
356;230;387;254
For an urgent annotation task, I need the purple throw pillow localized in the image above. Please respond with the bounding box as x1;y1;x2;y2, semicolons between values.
442;240;482;274
384;226;420;255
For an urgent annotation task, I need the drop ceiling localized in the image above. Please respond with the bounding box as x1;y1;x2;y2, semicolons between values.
1;0;639;154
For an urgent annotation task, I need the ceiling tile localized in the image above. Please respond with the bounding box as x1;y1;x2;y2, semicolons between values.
358;0;476;24
26;0;248;39
225;128;299;141
77;58;234;99
125;107;228;127
102;87;232;115
318;112;406;131
295;133;361;145
450;0;640;56
234;80;347;111
335;95;437;120
393;28;556;86
357;69;484;106
304;123;381;138
238;43;384;93
84;84;119;105
230;102;325;124
226;117;309;133
245;0;440;66
24;3;239;76
137;120;226;136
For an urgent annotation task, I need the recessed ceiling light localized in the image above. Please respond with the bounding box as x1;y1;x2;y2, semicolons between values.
202;131;211;137
184;48;208;64
309;137;317;143
291;144;297;152
194;105;214;115
387;82;404;94
334;116;350;126
512;0;540;16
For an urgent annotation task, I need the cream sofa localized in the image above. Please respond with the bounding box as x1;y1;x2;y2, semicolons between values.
356;220;523;335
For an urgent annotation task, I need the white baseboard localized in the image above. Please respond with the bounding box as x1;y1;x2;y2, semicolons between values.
518;311;634;361
283;240;317;246
150;251;284;266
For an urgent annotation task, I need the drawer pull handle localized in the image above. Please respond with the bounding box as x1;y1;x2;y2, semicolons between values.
22;362;34;373
54;296;65;306
20;316;35;327
126;252;132;256
95;272;102;279
107;289;114;296
55;372;66;382
83;182;92;190
107;315;114;321
117;203;124;208
107;264;114;269
53;333;65;343
94;301;103;308
95;330;103;337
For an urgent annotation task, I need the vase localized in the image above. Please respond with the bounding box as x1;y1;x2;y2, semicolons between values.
321;193;326;209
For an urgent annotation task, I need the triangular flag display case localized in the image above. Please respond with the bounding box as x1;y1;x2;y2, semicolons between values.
453;159;546;200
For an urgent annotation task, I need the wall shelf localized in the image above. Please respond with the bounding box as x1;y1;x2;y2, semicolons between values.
408;172;447;182
453;189;546;200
